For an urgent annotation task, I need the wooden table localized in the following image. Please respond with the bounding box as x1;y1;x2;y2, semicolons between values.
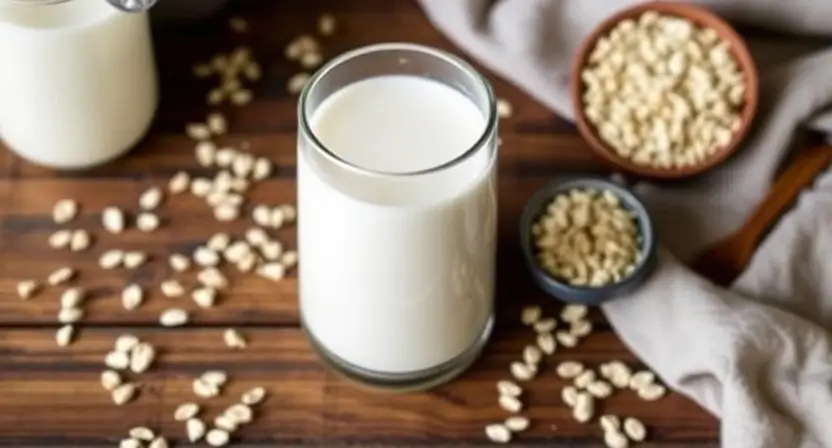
0;0;719;446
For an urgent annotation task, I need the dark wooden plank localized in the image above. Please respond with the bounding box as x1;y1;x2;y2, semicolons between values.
0;328;716;446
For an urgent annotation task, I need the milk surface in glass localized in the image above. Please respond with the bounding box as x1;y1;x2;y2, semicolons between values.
298;72;497;378
0;0;157;169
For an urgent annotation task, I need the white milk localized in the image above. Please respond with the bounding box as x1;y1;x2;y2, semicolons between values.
0;0;157;169
298;75;497;374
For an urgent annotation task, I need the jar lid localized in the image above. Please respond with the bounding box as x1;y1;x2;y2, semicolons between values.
5;0;158;12
106;0;158;12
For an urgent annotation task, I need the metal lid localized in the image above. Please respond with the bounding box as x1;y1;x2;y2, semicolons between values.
107;0;157;12
5;0;158;12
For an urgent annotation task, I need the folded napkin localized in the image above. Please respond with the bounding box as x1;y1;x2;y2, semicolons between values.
417;1;832;446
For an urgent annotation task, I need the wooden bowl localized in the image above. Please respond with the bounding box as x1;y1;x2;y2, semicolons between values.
571;1;759;179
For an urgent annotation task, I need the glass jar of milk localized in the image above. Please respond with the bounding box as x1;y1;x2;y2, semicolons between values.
0;0;158;169
297;43;499;391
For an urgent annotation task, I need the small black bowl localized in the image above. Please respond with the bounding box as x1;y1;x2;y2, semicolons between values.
519;176;658;306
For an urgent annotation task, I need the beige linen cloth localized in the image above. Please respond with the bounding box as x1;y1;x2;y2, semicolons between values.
417;1;832;446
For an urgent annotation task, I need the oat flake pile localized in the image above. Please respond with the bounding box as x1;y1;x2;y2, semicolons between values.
418;0;832;447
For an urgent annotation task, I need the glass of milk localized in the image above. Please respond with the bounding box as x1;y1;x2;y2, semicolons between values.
297;43;499;391
0;0;158;169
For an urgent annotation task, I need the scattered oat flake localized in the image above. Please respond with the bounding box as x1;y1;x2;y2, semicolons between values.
59;287;85;309
520;305;541;325
497;380;522;397
58;307;84;324
225;403;253;424
121;284;144;310
230;89;253;106
129;342;156;374
161;279;186;298
169;171;191;194
214;415;238;432
198;267;228;289
244;62;261;81
214;203;240;222
287;72;310;95
52;199;78;224
120;438;141;448
280;204;297;222
207;112;227;135
69;230;92;252
193;378;220;398
260;240;283;261
191;177;213;197
111;383;137;406
206;428;230;447
485;423;511;444
139;186;164;210
300;51;322;69
136;212;161;232
224;328;247;349
623;417;647;441
102;206;126;233
159;308;189;327
318;13;336;36
497;98;513;118
207;233;231;252
194;246;221;267
281;250;298;269
186;418;207;442
186;123;211;140
193;63;213;78
105;350;130;370
48;267;75;285
114;334;140;353
249;206;269;228
229;16;248;33
55;324;75;347
100;249;125;269
100;369;122;391
123;251;148;269
252;157;272;181
192;287;217;309
48;229;72;249
17;280;38;300
200;370;228;386
207;88;224;105
215;148;236;167
257;262;285;281
174;402;200;421
504;416;530;432
241;386;267;405
148;437;169;448
129;427;155;441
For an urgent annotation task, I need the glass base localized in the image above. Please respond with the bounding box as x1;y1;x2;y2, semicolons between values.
302;315;494;393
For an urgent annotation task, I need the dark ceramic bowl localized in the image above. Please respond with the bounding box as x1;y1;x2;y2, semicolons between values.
519;176;658;306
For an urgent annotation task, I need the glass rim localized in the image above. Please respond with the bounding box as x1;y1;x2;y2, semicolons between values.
297;42;497;178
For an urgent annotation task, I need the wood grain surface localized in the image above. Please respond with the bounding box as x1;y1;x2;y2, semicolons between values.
0;0;719;446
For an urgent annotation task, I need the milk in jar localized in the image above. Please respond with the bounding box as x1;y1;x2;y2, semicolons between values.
0;0;158;169
297;43;499;391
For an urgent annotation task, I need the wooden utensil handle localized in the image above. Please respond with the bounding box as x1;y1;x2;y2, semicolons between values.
741;145;832;247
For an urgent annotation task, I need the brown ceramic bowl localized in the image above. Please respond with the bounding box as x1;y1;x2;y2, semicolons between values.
571;1;759;179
